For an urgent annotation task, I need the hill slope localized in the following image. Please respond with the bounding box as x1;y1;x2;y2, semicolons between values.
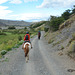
0;19;31;26
45;14;75;59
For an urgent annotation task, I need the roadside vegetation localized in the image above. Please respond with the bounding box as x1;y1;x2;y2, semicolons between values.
44;5;75;59
0;27;37;58
45;5;75;32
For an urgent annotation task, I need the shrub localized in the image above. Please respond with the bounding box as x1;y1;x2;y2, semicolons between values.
44;28;49;32
48;16;64;31
1;50;7;55
18;36;22;41
61;9;71;20
60;46;64;50
0;32;7;35
69;41;75;53
24;27;27;29
6;45;12;51
8;26;16;29
7;47;12;51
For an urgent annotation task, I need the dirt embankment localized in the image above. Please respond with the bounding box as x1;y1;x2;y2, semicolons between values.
45;14;75;58
44;15;75;74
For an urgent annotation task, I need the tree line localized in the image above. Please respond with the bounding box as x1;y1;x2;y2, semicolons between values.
46;5;75;32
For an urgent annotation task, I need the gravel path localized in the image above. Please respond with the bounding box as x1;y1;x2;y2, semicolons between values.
0;31;75;75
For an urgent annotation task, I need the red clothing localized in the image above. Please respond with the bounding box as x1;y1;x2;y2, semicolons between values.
24;34;30;41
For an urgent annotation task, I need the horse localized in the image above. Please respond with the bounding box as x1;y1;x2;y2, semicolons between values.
22;42;31;63
38;31;41;40
38;35;41;39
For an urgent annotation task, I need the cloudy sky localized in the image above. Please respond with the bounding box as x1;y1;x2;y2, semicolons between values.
0;0;75;22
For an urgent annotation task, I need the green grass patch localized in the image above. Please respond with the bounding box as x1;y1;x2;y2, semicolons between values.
0;29;37;57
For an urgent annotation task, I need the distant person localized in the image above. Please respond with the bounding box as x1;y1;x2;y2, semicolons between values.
22;32;32;49
38;31;41;40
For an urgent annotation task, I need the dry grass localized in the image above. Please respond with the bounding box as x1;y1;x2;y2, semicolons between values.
59;14;75;30
48;31;59;44
67;40;75;56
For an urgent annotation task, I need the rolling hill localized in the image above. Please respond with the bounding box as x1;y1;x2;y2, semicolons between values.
0;19;32;27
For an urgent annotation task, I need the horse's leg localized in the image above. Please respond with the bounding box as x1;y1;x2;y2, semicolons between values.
26;56;28;63
27;52;29;60
22;43;24;49
39;36;40;39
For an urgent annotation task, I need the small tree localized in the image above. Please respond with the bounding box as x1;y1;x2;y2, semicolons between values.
48;16;64;31
8;26;16;29
61;9;71;20
71;5;75;14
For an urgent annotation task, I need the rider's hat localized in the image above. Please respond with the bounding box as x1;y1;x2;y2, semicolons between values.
26;32;29;34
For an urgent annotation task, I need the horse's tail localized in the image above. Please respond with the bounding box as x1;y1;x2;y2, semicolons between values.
25;44;29;57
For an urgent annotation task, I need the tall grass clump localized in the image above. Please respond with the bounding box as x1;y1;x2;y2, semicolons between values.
68;41;75;54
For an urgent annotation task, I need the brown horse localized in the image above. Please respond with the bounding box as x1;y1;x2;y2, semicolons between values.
22;42;31;63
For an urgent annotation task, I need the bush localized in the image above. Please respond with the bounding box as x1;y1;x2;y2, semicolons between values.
8;26;16;29
6;45;12;51
0;32;7;35
1;50;7;55
48;16;64;31
44;28;49;32
61;9;71;20
7;47;12;51
24;27;27;29
18;36;22;41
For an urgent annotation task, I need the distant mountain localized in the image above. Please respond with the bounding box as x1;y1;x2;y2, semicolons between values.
0;21;7;26
0;19;32;26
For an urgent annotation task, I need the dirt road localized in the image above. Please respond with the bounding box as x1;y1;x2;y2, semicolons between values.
0;31;74;75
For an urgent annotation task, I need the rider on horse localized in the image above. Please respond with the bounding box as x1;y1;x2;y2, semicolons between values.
22;32;32;63
38;31;41;39
22;32;32;49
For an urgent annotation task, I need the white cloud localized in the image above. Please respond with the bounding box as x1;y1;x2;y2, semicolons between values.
3;13;49;22
37;0;75;8
0;6;13;19
0;0;8;4
17;13;49;21
24;0;38;3
9;0;22;4
0;0;22;4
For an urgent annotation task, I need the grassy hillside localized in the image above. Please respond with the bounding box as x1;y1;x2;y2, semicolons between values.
59;14;75;30
30;21;46;31
44;14;75;59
